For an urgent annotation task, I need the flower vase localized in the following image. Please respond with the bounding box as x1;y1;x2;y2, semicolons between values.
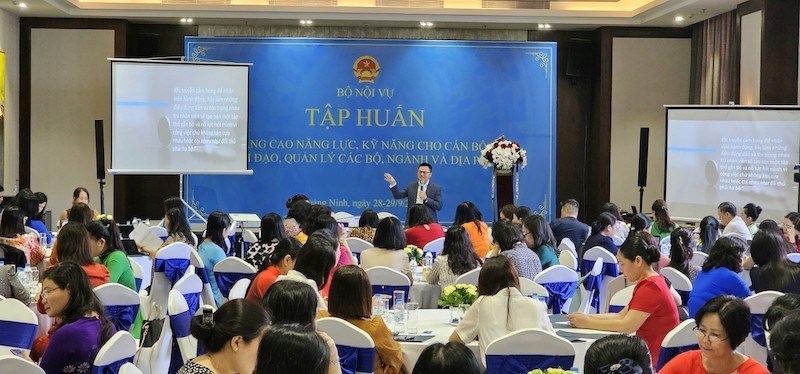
449;305;466;325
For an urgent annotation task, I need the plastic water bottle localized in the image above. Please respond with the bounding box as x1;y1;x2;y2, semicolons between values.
423;252;433;267
409;259;419;277
17;267;29;290
24;263;33;288
372;294;385;316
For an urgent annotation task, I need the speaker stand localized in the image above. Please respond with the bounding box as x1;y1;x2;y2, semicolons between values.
98;178;106;214
638;186;645;214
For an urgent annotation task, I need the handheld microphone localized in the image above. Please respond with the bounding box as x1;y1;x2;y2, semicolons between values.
420;184;424;191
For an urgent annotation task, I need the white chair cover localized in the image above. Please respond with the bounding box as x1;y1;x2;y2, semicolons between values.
228;278;251;301
612;235;624;246
743;291;784;367
0;298;38;349
656;319;698;370
603;275;631;314
608;285;635;313
422;237;445;255
144;242;193;320
243;229;259;244
94;283;141;332
558;250;578;271
377;212;398;221
454;267;481;287
519;278;548;298
691;251;708;268
660;267;692;306
188;250;217;308
558;238;577;258
787;253;800;263
168;289;199;371
534;265;580;314
484;328;576;370
317;317;377;374
93;331;137;374
149;226;169;240
0;356;45;373
213;257;257;303
128;257;145;293
582;247;618;313
346;237;373;255
119;363;144;374
365;266;410;307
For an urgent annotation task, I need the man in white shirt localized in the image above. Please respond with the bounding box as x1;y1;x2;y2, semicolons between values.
718;201;753;241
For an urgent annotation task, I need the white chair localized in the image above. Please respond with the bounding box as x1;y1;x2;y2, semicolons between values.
577;258;603;314
660;267;693;306
149;226;169;240
133;299;174;374
243;229;259;245
228;278;251;301
93;331;137;373
377;212;398;221
603;275;631;313
691;251;708;268
168;289;199;370
583;246;618;313
608;285;635;313
558;250;578;271
788;253;800;263
484;328;576;370
0;298;38;349
365;266;410;308
454;267;481;287
659;236;671;256
94;283;141;332
144;242;193;320
213;257;257;303
534;265;580;314
743;291;784;367
558;238;577;258
119;363;144;374
188;250;217;308
656;319;698;370
24;226;40;236
346;237;373;258
190;232;199;248
0;356;45;373
317;317;376;374
612;235;624;246
129;257;144;293
519;278;548;298
333;211;356;224
422;237;445;255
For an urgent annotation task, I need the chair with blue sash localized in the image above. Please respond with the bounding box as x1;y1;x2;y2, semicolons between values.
133;299;174;374
365;266;410;309
0;298;38;350
533;265;579;314
128;257;144;293
242;229;259;258
150;226;169;242
168;274;204;374
119;363;143;374
213;257;257;304
788;253;800;263
743;291;784;368
346;237;373;263
691;251;708;268
423;237;445;258
660;267;692;307
582;247;619;313
484;328;575;372
188;250;216;308
0;356;45;373
92;331;137;374
656;319;698;370
143;243;193;321
317;317;377;374
659;236;671;257
519;278;548;300
95;283;141;332
454;267;481;287
608;285;635;314
228;278;251;301
558;250;578;272
557;238;577;259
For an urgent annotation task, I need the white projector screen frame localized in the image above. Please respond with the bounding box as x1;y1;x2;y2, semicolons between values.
109;58;252;175
665;105;800;223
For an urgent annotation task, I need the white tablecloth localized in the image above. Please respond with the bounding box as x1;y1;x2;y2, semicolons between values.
397;309;611;372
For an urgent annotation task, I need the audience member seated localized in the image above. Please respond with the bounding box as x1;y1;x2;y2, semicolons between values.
360;217;412;282
140;207;197;257
301;204;334;246
157;196;183;227
759;219;781;233
349;209;379;243
0;206;44;266
57;187;100;229
489;221;542;280
660;295;768;374
426;226;482;287
567;233;679;366
630;213;651;234
763;293;800;372
651;199;679;241
769;314;800;374
499;204;516;222
0;264;31;304
274;231;337;309
697;216;721;253
582;212;619;256
199;211;232;306
52;222;110;287
178;299;270;374
453;202;491;259
17;188;52;245
263;279;319;325
512;205;532;223
34;191;48;220
412;342;482;374
285;199;311;242
584;335;653;374
255;324;341;374
245;213;286;269
405;204;445;249
783;212;800;253
87;217;136;291
668;228;701;282
246;237;302;303
742;203;762;236
748;230;800;293
550;199;590;250
449;256;553;358
522;215;559;270
310;215;355;297
718;202;753;241
50;203;95;264
319;265;404;374
602;202;630;240
38;262;116;373
688;236;752;318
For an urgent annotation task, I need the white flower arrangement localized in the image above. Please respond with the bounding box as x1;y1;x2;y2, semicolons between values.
477;136;528;170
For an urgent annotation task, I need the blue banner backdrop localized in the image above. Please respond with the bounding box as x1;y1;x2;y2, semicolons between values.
184;37;556;224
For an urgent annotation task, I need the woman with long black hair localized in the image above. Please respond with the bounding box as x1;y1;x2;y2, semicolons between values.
199;211;232;306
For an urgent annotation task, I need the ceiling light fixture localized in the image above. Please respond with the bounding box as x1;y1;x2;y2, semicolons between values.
18;2;27;7
300;20;313;26
674;16;685;22
538;24;551;30
419;21;433;28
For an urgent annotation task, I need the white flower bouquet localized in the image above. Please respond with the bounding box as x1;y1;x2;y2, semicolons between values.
477;135;528;171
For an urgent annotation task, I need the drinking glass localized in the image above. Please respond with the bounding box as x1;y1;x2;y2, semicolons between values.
405;302;420;334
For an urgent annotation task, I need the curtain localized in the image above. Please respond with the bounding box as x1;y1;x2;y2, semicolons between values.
696;11;735;105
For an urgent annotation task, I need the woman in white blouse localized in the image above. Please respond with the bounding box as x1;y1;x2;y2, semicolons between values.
449;256;553;359
426;226;482;287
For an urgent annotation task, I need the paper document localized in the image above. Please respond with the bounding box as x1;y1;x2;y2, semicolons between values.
129;223;164;250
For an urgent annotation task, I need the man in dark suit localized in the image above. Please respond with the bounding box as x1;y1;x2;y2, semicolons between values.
384;163;442;226
550;199;590;250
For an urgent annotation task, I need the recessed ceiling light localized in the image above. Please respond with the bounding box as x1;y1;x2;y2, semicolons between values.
675;15;685;22
300;20;313;26
18;2;27;8
419;21;433;28
186;18;193;23
180;18;187;23
538;24;551;30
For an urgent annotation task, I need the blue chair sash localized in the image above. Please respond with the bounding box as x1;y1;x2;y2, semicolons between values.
168;300;198;374
183;292;201;316
580;260;619;311
485;354;574;373
656;344;698;370
678;290;691;306
540;281;578;314
134;277;143;292
214;272;253;298
159;236;168;242
751;313;767;347
91;356;134;374
371;285;410;309
194;267;210;284
154;258;190;285
105;304;140;332
608;305;625;313
0;320;37;349
336;345;376;374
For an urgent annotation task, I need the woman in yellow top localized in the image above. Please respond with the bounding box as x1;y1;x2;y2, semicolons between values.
453;202;491;258
319;265;404;374
57;187;100;228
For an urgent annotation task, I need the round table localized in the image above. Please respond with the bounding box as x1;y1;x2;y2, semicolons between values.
409;283;441;309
